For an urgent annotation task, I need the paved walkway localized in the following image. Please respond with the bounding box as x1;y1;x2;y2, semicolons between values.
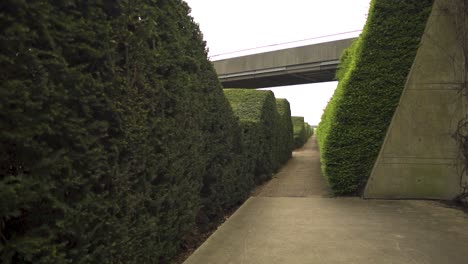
184;138;468;264
255;138;329;197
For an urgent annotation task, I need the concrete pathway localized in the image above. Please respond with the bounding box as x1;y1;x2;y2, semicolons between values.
256;138;329;198
184;138;468;264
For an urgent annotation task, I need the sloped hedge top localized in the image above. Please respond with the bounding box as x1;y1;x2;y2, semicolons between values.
316;0;433;195
275;98;294;162
224;89;282;181
292;116;305;134
223;89;276;122
304;122;314;137
292;116;308;149
276;99;291;117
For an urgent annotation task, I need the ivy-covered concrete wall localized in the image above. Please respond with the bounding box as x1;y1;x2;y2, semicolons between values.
364;0;467;199
316;0;433;195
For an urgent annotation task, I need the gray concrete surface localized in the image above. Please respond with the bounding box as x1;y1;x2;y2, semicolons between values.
256;138;330;197
213;38;355;88
364;0;467;199
184;138;468;264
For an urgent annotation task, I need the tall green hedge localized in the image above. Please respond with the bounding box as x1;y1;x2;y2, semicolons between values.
223;89;283;183
316;0;433;195
276;99;294;164
0;0;242;262
292;116;308;149
198;82;248;228
304;123;314;139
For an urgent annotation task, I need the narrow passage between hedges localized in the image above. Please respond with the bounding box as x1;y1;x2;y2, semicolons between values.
254;137;330;197
184;137;468;264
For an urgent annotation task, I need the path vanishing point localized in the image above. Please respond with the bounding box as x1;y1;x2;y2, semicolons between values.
184;137;468;264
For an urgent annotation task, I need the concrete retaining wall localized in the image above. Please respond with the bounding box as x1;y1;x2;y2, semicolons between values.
364;0;467;199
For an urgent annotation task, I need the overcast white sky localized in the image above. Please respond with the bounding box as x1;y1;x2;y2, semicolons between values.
184;0;371;125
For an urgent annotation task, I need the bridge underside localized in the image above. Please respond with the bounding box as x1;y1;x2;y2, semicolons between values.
219;60;338;88
214;38;355;89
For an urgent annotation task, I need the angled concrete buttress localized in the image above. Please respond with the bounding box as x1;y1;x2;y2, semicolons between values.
364;0;468;199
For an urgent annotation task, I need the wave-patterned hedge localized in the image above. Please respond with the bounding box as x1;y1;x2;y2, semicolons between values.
316;0;433;195
224;89;291;184
0;1;244;262
304;123;314;139
292;116;312;149
276;99;294;164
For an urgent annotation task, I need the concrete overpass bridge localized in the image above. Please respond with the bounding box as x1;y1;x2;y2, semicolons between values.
213;38;355;88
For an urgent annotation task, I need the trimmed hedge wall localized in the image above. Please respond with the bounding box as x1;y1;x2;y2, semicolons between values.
316;0;433;195
304;123;314;139
292;116;308;149
276;99;294;164
198;85;249;228
0;1;244;262
223;89;286;183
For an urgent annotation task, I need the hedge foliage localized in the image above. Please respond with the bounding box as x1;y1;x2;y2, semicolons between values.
304;123;314;140
0;0;245;262
292;116;312;149
316;0;433;195
292;116;305;148
276;99;294;164
224;89;291;184
198;81;247;228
